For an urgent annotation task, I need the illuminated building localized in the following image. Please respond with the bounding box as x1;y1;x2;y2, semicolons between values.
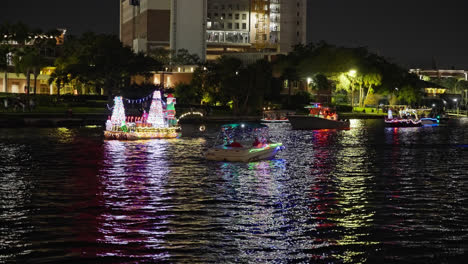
0;67;65;94
119;0;308;61
120;0;206;61
410;68;468;81
0;30;68;94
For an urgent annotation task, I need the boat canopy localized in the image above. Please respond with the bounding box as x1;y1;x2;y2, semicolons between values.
218;123;269;145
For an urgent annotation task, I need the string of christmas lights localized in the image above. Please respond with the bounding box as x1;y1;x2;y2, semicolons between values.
110;96;126;126
147;90;166;128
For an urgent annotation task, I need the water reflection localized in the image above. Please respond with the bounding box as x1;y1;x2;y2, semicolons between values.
0;144;33;261
0;121;466;263
215;160;292;262
97;140;172;261
306;122;379;263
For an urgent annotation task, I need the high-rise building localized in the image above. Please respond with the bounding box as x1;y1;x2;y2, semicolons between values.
120;0;172;53
120;0;308;61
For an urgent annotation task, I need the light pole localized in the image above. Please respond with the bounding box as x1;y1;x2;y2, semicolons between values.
453;98;459;116
306;77;312;93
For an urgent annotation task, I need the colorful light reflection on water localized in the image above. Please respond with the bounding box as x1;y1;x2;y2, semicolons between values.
0;119;467;263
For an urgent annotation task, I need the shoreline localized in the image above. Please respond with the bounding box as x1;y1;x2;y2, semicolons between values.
0;112;386;128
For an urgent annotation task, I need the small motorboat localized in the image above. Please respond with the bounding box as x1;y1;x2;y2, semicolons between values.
205;123;283;162
288;103;349;130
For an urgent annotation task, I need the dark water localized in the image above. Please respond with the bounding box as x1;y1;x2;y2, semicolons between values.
0;119;467;263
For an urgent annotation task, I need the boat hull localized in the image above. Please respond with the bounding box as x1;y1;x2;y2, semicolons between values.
260;119;289;123
104;130;179;140
205;143;283;162
288;115;349;130
420;118;440;126
384;118;422;127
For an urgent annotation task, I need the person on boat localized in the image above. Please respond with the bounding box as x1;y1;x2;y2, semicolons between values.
142;110;148;122
229;140;243;148
252;137;262;147
332;113;338;120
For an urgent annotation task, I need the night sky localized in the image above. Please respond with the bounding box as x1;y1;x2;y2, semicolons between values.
3;0;468;69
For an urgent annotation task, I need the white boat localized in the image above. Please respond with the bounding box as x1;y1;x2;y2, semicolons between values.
288;103;349;130
205;123;283;162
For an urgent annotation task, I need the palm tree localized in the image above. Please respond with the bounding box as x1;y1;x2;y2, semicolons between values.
31;53;49;95
12;47;35;96
48;59;70;98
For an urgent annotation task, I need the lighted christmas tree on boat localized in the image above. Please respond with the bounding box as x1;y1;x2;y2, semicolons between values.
104;90;180;140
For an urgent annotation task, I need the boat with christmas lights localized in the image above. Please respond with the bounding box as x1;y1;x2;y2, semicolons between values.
288;103;349;130
205;123;283;162
384;108;442;127
104;91;180;140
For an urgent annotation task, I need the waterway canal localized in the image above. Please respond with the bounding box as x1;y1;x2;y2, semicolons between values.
0;119;467;263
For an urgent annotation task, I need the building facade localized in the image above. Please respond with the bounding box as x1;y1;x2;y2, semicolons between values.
120;0;308;60
410;69;468;81
206;0;307;55
120;0;172;53
0;30;69;95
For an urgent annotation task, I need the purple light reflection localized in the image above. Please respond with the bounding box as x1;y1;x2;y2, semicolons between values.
96;140;173;261
216;160;293;260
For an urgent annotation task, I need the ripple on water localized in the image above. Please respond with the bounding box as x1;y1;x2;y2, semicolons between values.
0;121;467;263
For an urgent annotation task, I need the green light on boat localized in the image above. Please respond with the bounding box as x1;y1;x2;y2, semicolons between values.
248;143;282;153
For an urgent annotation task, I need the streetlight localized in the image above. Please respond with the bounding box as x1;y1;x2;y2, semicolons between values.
307;77;312;92
347;69;357;110
453;98;459;116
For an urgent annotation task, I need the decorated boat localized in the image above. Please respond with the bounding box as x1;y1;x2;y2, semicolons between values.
288;103;349;130
384;108;442;127
104;90;180;140
205;123;283;162
261;110;294;123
